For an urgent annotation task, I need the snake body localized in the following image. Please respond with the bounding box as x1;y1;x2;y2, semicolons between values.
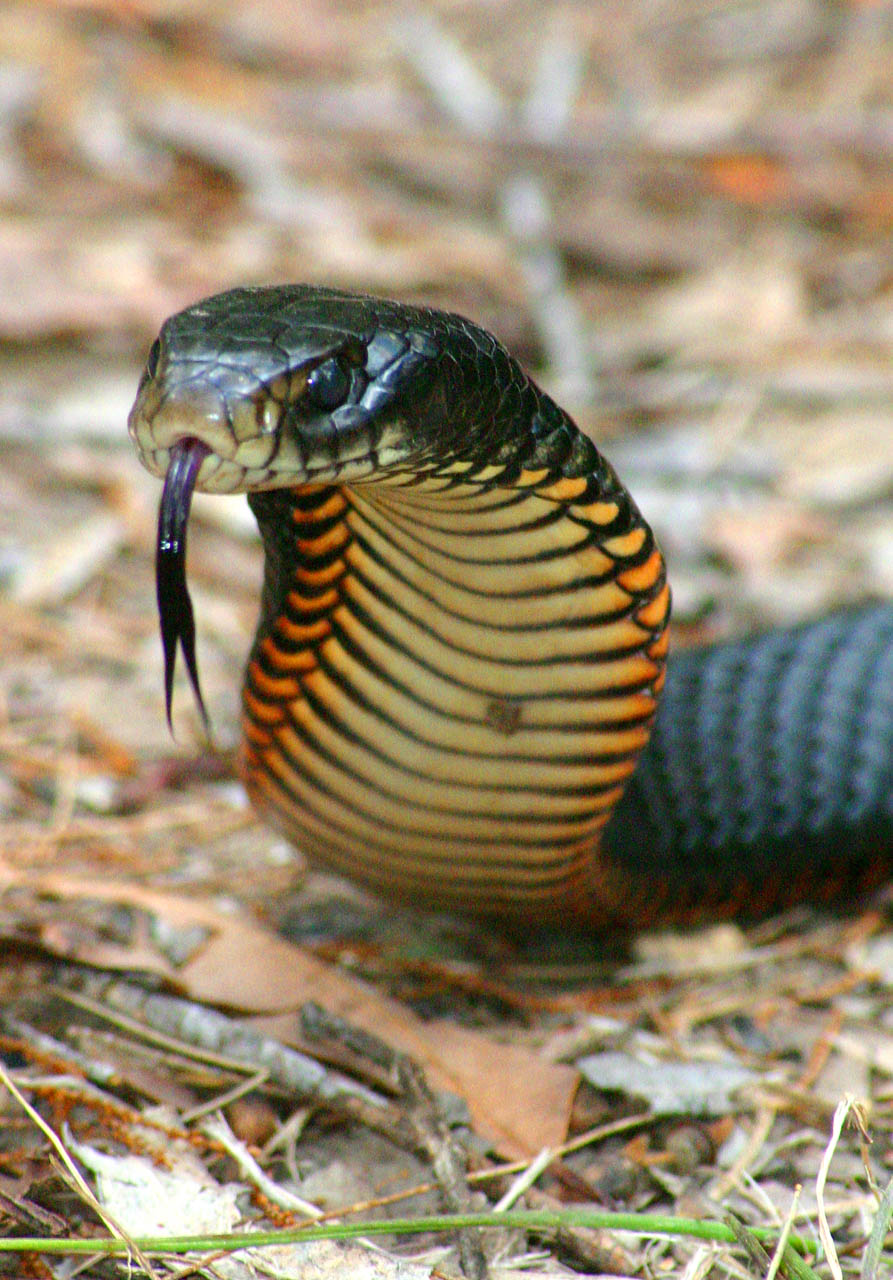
129;285;893;927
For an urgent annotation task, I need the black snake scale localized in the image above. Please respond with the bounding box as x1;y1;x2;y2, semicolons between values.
129;285;893;927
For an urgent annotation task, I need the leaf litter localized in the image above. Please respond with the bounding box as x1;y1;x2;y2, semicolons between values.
0;0;891;1276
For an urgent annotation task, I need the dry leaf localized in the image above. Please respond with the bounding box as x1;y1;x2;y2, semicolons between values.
0;865;577;1157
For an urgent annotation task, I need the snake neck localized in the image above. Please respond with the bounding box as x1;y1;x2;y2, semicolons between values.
133;286;893;928
238;470;669;923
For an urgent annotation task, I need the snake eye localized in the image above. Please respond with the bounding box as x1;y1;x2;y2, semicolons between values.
307;358;351;411
145;337;162;380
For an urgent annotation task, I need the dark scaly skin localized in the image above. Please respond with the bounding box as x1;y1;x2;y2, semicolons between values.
129;285;893;927
602;603;893;923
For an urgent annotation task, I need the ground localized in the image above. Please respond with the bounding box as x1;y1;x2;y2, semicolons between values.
0;2;891;1277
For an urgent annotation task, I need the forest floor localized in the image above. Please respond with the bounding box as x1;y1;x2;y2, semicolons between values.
0;2;891;1277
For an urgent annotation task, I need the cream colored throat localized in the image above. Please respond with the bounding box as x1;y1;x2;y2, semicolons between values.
239;480;669;917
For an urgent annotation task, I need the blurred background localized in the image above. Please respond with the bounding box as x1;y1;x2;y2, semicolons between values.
0;0;891;904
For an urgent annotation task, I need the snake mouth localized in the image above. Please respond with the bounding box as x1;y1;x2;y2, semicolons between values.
157;438;211;732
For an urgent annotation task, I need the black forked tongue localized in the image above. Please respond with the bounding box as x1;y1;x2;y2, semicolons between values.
156;438;211;733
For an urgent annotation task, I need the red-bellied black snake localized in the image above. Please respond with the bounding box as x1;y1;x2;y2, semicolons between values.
128;285;893;928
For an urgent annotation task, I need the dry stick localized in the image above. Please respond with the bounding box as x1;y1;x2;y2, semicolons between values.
59;981;446;1163
252;1112;648;1275
393;8;590;406
181;1068;272;1124
391;12;504;138
502;20;589;405
301;1002;488;1278
264;1111;654;1228
491;1147;554;1213
679;1243;719;1280
0;1061;160;1280
308;1003;639;1274
710;1104;778;1201
816;1097;853;1280
201;1112;323;1219
57;979;652;1223
73;980;489;1271
395;1052;488;1280
2;1070;216;1160
49;985;829;1276
2;1014;121;1086
509;18;589;404
58;981;388;1110
766;1186;801;1280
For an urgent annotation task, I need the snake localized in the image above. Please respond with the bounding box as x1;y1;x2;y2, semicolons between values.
128;285;893;928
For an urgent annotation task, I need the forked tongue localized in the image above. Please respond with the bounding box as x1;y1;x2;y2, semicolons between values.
156;438;211;732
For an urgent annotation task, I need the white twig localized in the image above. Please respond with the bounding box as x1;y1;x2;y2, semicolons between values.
392;12;504;136
492;1146;554;1212
816;1095;853;1280
765;1183;800;1280
522;21;585;143
202;1111;324;1218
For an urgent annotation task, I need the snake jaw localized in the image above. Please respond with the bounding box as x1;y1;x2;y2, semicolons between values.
157;438;211;733
128;305;432;496
128;380;234;482
130;380;348;493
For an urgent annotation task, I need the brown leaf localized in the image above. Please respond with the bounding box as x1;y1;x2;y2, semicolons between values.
0;866;577;1157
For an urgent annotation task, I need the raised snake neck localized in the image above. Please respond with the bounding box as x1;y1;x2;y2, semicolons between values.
129;285;893;928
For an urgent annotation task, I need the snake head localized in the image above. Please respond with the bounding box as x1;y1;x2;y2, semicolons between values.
128;286;445;496
128;285;445;731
